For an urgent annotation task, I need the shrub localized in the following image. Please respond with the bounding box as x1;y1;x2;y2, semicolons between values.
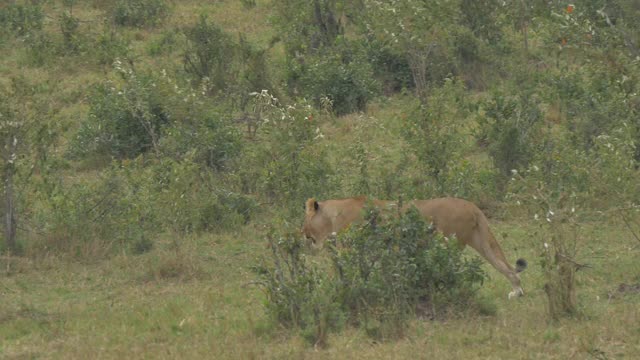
295;42;380;116
69;63;169;160
34;162;158;259
110;0;169;28
148;158;255;233
60;11;82;54
477;90;543;192
237;91;334;214
254;205;486;344
158;102;241;171
253;227;343;347
92;27;130;65
330;206;485;331
403;78;469;195
0;2;44;37
363;38;413;94
22;31;55;67
183;15;235;93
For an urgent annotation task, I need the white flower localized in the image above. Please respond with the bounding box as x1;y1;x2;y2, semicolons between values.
534;214;539;221
544;242;549;249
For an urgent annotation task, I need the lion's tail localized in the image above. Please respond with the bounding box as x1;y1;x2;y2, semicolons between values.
515;258;528;273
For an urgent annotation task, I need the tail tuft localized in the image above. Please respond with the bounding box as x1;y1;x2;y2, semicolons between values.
515;258;528;273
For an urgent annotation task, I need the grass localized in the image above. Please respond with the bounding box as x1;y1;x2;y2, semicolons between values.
2;220;640;359
2;0;640;358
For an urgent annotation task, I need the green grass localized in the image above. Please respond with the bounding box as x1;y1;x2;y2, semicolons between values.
2;220;640;359
2;0;640;358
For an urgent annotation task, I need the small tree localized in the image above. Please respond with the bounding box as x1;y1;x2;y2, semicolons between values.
1;77;54;253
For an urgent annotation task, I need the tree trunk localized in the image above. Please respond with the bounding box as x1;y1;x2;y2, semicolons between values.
3;137;17;252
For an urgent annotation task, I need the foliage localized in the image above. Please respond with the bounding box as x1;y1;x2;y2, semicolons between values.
403;78;469;195
34;162;157;258
477;88;543;191
359;0;461;96
253;227;343;347
70;62;170;160
254;205;486;344
330;206;486;336
110;0;169;28
183;15;236;93
296;41;380;115
92;26;130;65
22;31;55;67
183;16;271;102
237;91;333;214
59;11;82;54
0;2;44;37
271;0;344;57
0;77;56;254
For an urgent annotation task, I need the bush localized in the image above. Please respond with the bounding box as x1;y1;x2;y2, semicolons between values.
330;206;486;331
254;205;486;344
477;90;543;192
60;11;82;54
110;0;169;28
148;158;255;233
295;42;380;116
92;27;130;65
0;2;44;37
34;162;157;259
253;227;343;347
22;31;55;67
183;15;235;93
159;119;241;172
70;63;169;160
363;38;413;94
238;91;334;213
403;78;469;195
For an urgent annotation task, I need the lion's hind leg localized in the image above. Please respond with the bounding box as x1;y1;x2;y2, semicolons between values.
468;231;524;299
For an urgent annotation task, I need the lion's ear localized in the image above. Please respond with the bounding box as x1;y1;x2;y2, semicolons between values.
305;198;319;214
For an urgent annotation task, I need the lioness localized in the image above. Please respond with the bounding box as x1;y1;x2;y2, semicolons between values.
302;196;527;299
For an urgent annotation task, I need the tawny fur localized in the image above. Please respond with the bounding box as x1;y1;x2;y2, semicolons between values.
302;196;526;299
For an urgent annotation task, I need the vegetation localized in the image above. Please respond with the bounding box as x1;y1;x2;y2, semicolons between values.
1;0;640;358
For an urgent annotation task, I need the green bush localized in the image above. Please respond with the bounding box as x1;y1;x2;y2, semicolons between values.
238;92;334;213
34;162;157;259
477;90;543;192
22;31;55;67
403;78;469;195
111;0;169;27
330;206;485;331
296;42;380;116
92;27;130;65
0;2;44;37
363;38;413;94
183;15;235;93
70;65;169;160
159;119;241;172
254;205;486;344
60;11;82;54
149;158;255;233
253;227;343;347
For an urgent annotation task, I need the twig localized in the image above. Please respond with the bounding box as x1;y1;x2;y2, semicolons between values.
556;252;591;271
620;212;640;245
